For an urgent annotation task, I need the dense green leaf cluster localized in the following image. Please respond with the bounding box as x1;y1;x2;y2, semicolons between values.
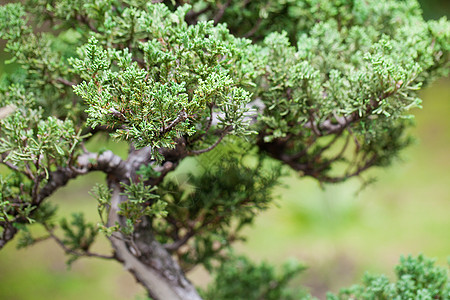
328;254;450;299
0;85;82;228
69;3;256;159
181;0;450;181
0;3;79;118
0;86;82;176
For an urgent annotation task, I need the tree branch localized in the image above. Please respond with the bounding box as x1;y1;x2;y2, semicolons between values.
75;14;98;33
164;229;195;252
185;5;212;25
315;154;378;183
0;155;34;179
243;17;263;38
55;77;76;87
36;150;129;206
187;126;231;156
213;0;232;25
160;110;187;136
305;91;395;136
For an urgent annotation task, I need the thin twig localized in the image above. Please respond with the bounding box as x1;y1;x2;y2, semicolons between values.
308;113;321;137
213;0;232;25
160;110;187;136
243;18;263;38
0;158;34;180
187;126;231;155
45;225;114;260
164;229;196;251
318;154;378;183
55;77;76;87
75;14;98;33
313;134;351;174
185;5;212;24
189;104;214;143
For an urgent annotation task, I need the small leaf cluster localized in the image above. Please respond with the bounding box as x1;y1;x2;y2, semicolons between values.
0;3;29;41
60;212;98;265
328;254;450;299
0;173;34;225
118;180;167;235
0;85;82;178
91;182;167;237
15;226;36;249
14;202;58;249
90;183;112;233
136;164;161;180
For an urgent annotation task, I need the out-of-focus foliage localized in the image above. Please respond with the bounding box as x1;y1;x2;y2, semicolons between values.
202;254;450;300
201;253;310;300
327;254;450;299
155;153;281;270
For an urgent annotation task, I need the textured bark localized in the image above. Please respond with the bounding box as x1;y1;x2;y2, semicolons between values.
0;223;17;250
107;181;202;300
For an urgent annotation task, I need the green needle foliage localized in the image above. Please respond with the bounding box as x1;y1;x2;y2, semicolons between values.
0;0;449;299
328;254;450;299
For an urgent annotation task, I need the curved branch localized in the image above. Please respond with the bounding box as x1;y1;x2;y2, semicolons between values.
305;91;396;136
160;110;187;136
37;150;129;206
164;229;195;252
187;126;231;156
213;0;232;25
0;150;129;250
315;154;378;183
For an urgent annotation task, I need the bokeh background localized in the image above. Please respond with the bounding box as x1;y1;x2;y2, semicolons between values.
0;1;449;299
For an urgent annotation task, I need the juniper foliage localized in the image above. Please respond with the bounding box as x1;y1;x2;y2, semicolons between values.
327;254;450;300
0;0;449;299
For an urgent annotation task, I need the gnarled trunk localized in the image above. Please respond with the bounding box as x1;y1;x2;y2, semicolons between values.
108;181;202;300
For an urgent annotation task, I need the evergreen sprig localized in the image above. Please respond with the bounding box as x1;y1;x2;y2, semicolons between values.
328;254;450;299
118;180;167;235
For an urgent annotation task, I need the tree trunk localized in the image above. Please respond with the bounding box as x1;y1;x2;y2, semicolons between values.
108;181;202;300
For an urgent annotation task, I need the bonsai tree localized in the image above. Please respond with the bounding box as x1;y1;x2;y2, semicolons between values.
0;0;448;299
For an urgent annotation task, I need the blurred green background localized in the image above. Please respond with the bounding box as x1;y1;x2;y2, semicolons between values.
0;1;449;299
